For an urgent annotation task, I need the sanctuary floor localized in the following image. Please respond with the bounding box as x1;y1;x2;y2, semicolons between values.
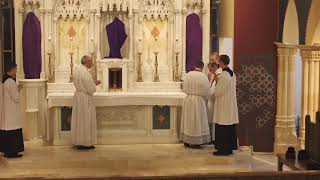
0;142;288;179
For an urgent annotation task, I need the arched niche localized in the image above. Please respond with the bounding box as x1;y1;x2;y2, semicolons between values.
99;0;130;59
138;0;176;82
305;0;320;45
52;0;90;83
283;0;299;44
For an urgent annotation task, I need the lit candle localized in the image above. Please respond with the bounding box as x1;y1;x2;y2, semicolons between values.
154;37;159;52
174;38;179;53
89;37;95;54
69;37;73;53
138;38;143;53
47;36;53;54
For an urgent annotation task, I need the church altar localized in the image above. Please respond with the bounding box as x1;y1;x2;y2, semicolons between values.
14;0;211;145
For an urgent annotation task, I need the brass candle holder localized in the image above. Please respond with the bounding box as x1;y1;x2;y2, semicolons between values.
69;52;74;83
153;52;160;82
47;53;54;83
91;55;97;81
174;52;181;82
137;52;143;82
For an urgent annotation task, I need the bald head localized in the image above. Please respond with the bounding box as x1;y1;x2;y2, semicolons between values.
81;55;93;69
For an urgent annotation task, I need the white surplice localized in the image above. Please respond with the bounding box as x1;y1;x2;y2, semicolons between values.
207;68;222;141
71;65;97;146
213;71;239;125
180;71;211;145
1;78;21;131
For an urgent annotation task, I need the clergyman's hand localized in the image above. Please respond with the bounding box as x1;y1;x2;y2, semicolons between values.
213;73;219;81
95;80;101;86
208;72;213;81
17;84;23;92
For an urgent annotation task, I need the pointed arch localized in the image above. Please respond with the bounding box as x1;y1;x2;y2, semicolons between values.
306;0;320;44
283;0;299;44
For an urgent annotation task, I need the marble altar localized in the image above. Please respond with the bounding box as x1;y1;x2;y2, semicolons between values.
13;0;211;145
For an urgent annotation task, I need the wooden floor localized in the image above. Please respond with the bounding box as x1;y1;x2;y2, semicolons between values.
0;142;285;179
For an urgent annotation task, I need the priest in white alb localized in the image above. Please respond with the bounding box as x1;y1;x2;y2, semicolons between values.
180;61;211;149
71;55;101;150
212;55;239;156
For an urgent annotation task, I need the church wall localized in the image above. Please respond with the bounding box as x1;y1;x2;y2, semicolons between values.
234;0;279;152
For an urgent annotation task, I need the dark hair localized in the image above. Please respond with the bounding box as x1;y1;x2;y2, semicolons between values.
6;63;17;73
219;55;230;65
195;61;204;69
208;62;219;68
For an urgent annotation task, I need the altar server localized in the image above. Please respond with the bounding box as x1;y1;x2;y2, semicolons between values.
210;52;219;63
180;61;211;148
205;52;219;78
212;55;239;156
72;55;101;150
207;62;221;142
0;63;24;158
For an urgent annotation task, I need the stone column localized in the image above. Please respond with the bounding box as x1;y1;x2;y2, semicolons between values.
39;7;46;79
274;43;298;154
95;12;102;81
299;45;320;148
19;79;46;141
202;0;210;66
181;9;187;77
128;0;134;90
16;8;25;79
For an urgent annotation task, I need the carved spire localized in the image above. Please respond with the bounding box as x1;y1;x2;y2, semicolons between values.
139;0;174;20
54;0;89;20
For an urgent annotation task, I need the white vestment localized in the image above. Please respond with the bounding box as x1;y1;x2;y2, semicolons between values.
1;78;21;131
180;71;211;145
207;68;222;141
213;71;239;125
71;65;97;146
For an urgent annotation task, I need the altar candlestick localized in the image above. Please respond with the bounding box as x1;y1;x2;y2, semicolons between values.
69;37;74;54
69;52;74;83
89;38;97;81
153;52;160;82
154;37;160;53
137;52;143;82
174;38;179;53
174;38;181;81
89;37;95;55
47;37;53;54
137;38;143;54
47;37;54;82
